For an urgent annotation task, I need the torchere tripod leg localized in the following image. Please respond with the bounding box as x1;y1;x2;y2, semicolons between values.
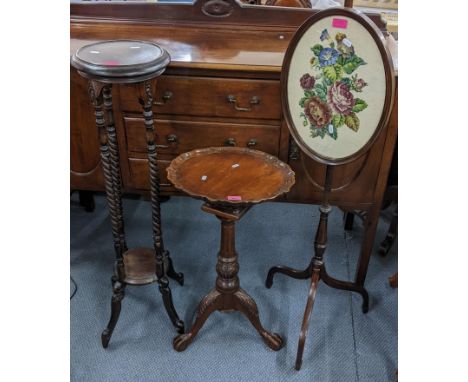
266;264;312;289
295;270;320;371
101;277;126;348
173;289;222;352
164;250;184;286
158;276;185;334
234;288;284;351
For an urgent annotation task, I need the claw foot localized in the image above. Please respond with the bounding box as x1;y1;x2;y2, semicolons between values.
173;333;193;352
261;331;284;351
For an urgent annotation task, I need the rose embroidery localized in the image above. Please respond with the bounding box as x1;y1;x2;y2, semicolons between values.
300;73;315;90
304;97;332;128
327;81;355;116
298;28;368;140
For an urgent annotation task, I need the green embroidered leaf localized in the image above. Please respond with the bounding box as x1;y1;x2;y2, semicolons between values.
310;128;320;138
332;114;345;127
337;55;346;66
352;98;368;113
304;90;315;98
334;65;343;80
343;56;367;74
323;66;337;82
299;97;307;107
330;41;335;49
303;120;308;126
330;127;338;140
345;113;360;132
341;77;352;87
314;84;327;101
311;44;324;56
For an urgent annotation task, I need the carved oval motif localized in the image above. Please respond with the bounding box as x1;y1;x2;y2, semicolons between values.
202;0;233;18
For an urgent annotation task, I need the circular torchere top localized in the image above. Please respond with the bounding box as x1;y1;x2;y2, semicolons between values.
167;147;295;205
282;7;394;165
70;40;170;83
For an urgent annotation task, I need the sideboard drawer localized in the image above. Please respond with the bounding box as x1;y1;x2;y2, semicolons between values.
128;158;174;191
124;117;281;156
119;76;281;120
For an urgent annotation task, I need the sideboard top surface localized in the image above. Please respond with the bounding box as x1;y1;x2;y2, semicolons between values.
71;0;389;74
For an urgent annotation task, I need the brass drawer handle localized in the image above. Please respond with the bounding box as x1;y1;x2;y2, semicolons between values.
227;95;260;112
224;137;237;147
166;134;178;144
247;139;257;148
153;91;173;106
155;134;178;149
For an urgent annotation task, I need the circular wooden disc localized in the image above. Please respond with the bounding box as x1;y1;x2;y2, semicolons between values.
167;147;295;204
70;40;170;83
281;8;394;165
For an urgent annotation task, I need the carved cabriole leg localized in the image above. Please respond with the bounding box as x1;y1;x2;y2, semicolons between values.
173;289;222;352
139;81;184;333
174;212;283;352
88;81;127;348
234;288;284;351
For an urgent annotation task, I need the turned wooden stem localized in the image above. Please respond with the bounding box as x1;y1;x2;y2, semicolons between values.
311;165;333;267
216;220;240;294
89;81;126;262
140;81;166;259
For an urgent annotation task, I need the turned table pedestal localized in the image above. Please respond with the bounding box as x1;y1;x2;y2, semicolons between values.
166;147;295;351
71;40;184;348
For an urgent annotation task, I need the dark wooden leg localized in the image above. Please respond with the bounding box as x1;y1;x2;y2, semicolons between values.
164;250;184;286
265;264;312;289
173;289;222;351
89;82;128;348
355;206;380;286
78;190;95;212
175;206;282;351
343;211;355;231
101;277;126;348
295;270;320;371
293;204;329;370
234;288;283;350
139;81;184;333
389;272;398;288
379;204;398;256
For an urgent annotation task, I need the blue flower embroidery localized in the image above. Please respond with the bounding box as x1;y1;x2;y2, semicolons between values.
319;48;339;66
320;29;330;42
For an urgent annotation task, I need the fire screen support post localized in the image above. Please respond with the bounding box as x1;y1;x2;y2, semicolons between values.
71;40;185;349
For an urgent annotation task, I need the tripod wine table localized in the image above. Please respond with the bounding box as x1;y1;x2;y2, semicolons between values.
71;40;185;348
167;147;295;351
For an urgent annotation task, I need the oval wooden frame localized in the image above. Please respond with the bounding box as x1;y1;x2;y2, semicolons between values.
281;7;395;166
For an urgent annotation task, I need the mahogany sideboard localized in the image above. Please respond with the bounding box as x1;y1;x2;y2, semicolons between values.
70;0;397;286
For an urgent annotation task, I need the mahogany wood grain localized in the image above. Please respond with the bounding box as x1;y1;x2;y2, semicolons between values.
166;147;295;204
70;0;397;298
119;76;281;120
124;116;280;156
167;148;294;351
